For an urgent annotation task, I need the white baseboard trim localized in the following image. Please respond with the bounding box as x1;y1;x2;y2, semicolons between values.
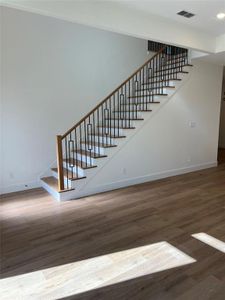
0;180;41;196
1;161;217;199
68;161;218;200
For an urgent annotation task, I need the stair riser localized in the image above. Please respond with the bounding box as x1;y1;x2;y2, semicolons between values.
80;143;106;155
164;61;187;68
152;71;184;78
149;72;184;80
121;96;163;107
148;61;187;74
155;70;184;76
154;65;190;75
63;161;85;177
146;77;182;84
98;120;136;127
91;135;116;144
140;81;174;87
145;80;178;86
98;119;136;127
112;111;142;118
165;54;187;60
41;180;61;201
119;104;153;110
165;64;187;70
165;58;186;64
75;153;95;164
97;127;124;135
135;89;173;96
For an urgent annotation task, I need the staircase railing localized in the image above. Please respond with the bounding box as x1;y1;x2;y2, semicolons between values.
56;45;188;191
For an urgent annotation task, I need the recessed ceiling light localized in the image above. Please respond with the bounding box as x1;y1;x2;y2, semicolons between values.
217;13;225;19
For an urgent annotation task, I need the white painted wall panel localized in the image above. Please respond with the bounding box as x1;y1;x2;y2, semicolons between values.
1;7;148;193
1;7;223;195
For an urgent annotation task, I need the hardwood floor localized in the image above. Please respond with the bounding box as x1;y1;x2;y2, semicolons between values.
1;163;225;299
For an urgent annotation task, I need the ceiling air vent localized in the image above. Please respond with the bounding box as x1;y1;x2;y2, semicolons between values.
177;10;195;18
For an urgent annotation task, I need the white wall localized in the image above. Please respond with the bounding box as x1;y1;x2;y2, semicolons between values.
1;7;149;194
1;7;223;196
216;34;225;53
219;68;225;148
0;6;3;191
82;60;223;193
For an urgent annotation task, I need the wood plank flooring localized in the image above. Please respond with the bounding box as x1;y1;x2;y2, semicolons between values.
1;162;225;299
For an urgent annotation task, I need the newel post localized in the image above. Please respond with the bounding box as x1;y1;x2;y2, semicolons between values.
56;135;64;191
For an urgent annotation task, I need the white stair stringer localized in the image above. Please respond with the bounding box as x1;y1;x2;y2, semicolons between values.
41;66;192;201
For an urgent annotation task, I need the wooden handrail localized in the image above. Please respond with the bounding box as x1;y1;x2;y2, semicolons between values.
61;47;165;139
56;135;64;191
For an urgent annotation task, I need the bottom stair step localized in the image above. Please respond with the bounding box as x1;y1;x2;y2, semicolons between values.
41;176;74;193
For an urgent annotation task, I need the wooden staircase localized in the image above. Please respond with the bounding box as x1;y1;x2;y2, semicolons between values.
41;45;193;200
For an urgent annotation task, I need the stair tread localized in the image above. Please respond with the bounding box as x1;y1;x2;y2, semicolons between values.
165;55;187;61
150;71;188;78
89;133;126;138
136;86;175;92
155;64;192;73
41;176;74;193
165;58;186;63
165;63;192;68
138;85;175;89
97;125;136;129
51;168;86;181
113;110;152;112
75;149;107;158
63;158;97;169
81;141;117;148
142;79;181;85
128;94;167;98
120;101;160;105
104;118;144;120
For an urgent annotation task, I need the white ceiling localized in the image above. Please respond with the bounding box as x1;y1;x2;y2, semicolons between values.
1;0;225;63
195;50;225;64
115;0;225;36
2;0;225;37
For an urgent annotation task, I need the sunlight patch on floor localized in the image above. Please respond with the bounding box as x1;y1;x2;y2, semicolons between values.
0;241;196;300
192;233;225;253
